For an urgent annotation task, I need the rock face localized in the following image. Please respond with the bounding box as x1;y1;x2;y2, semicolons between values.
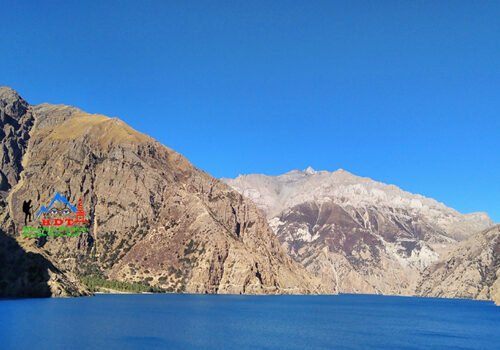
0;229;89;297
0;88;87;297
224;168;493;295
0;87;33;195
0;87;325;296
416;225;499;302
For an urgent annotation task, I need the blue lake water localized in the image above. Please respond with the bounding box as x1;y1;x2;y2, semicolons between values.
0;294;498;349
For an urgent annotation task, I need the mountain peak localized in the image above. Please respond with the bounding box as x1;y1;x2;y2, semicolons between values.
223;167;495;299
0;86;21;100
223;167;493;235
304;166;317;175
0;86;28;116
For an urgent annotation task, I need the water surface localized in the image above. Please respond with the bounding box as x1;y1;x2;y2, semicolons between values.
1;294;498;349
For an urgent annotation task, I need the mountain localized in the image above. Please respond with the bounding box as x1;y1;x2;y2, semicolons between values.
0;87;325;297
416;225;499;304
0;88;87;296
223;168;494;296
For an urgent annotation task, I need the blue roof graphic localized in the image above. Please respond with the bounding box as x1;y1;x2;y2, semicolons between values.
35;192;77;219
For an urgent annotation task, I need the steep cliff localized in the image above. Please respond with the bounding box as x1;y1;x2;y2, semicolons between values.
0;88;88;297
0;87;325;296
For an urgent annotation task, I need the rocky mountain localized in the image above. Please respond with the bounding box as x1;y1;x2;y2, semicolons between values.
0;87;325;297
0;88;88;297
224;168;494;296
417;225;499;304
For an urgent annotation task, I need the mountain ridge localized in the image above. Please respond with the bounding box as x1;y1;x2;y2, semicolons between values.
0;86;327;297
227;167;491;216
224;167;493;237
224;167;494;297
1;86;496;303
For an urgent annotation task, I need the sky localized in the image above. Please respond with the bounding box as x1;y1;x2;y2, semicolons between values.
1;1;499;221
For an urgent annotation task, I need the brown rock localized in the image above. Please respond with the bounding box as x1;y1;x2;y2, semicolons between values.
224;168;494;297
416;225;499;303
0;87;327;296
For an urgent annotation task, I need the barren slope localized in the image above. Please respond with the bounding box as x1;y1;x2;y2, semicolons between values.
0;87;325;296
224;168;493;295
417;225;499;302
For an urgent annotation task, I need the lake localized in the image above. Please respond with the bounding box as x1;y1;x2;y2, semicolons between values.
0;294;498;349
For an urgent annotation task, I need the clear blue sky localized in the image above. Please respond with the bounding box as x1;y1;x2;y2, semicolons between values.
1;1;499;221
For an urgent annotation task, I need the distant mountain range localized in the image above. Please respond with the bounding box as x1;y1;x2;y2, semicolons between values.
1;86;497;304
224;168;498;302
